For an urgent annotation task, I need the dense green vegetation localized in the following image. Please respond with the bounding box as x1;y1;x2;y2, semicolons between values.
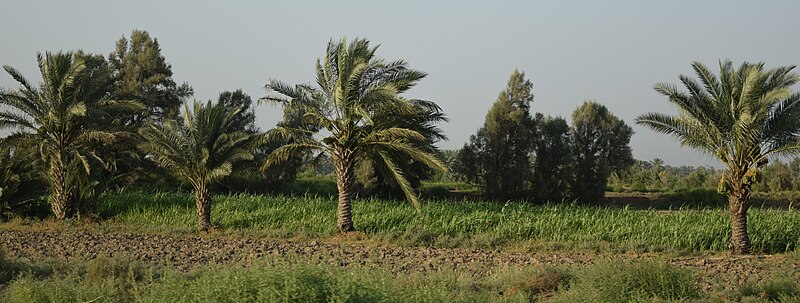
3;251;799;302
91;192;800;253
3;29;800;301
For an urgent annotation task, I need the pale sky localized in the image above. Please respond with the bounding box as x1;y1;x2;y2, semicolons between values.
2;0;799;167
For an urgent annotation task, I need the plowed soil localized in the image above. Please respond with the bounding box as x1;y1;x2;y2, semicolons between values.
1;229;797;291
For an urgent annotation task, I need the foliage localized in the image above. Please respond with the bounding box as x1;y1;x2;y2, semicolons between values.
0;254;580;303
108;29;193;123
637;60;800;254
756;160;793;192
531;114;573;203
0;147;44;219
735;274;800;302
453;143;480;184
138;101;255;230
217;89;257;134
98;192;800;253
262;37;446;232
609;159;723;192
462;70;536;200
356;99;448;198
570;101;634;204
548;260;700;303
0;51;142;219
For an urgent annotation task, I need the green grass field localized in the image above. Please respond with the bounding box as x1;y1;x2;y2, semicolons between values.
95;191;800;254
3;252;798;303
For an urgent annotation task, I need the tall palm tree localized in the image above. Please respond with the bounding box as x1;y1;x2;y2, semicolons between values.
636;60;800;254
262;38;446;233
139;100;255;231
0;51;139;219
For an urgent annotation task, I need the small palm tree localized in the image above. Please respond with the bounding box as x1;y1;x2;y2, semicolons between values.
262;38;446;233
139;100;254;231
636;60;800;254
0;51;139;219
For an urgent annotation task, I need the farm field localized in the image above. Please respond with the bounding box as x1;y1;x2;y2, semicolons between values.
2;192;800;302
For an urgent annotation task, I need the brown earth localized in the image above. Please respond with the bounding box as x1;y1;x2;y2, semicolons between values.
1;229;797;292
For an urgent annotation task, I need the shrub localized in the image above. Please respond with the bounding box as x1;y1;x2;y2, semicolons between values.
736;275;800;302
549;260;700;302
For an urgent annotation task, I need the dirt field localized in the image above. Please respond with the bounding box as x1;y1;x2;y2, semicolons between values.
2;229;797;292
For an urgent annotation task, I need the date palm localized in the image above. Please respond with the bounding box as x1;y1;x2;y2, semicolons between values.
262;38;446;233
636;60;800;254
139;101;254;231
0;51;139;219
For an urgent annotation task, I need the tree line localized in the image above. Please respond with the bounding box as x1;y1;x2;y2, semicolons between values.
0;33;445;233
608;158;800;194
2;30;800;254
448;70;634;204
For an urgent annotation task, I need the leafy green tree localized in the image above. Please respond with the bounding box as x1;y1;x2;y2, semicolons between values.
465;70;536;200
571;101;634;204
218;89;257;134
756;160;791;192
789;158;800;190
0;51;140;219
216;89;310;194
531;113;573;203
636;60;800;254
139;101;255;230
453;143;480;183
262;38;446;232
109;29;193;124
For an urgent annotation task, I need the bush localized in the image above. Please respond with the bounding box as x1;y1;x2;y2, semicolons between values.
662;188;727;209
549;260;700;302
0;257;542;303
735;275;800;302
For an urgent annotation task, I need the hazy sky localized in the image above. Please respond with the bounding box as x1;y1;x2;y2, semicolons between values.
2;0;799;167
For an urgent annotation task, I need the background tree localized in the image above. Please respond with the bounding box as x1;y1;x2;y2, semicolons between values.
636;60;800;254
531;113;573;203
463;70;535;200
0;51;139;219
217;89;257;134
789;158;800;191
262;38;446;233
139;101;254;230
453;143;480;184
571;101;634;204
756;160;791;192
108;29;193;124
104;30;194;190
217;89;311;193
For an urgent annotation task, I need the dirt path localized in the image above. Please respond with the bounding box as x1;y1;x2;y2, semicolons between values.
1;229;796;290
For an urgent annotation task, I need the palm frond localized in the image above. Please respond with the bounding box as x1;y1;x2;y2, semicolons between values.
377;151;420;211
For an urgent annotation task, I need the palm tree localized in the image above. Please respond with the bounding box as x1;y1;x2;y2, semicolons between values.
262;38;446;233
636;60;800;254
0;51;139;219
139;100;254;231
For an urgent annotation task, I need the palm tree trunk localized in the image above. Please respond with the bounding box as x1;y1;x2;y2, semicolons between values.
49;155;74;220
728;185;751;254
334;153;355;233
195;183;212;231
